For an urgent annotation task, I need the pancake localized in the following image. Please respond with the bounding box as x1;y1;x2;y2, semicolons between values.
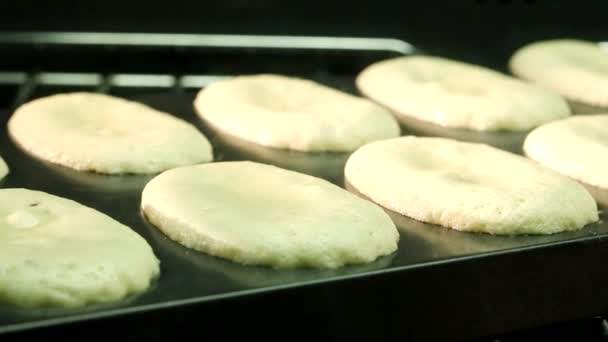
0;188;160;308
194;74;400;152
524;114;608;189
510;39;608;112
357;56;570;131
344;136;597;235
141;161;399;268
9;92;213;174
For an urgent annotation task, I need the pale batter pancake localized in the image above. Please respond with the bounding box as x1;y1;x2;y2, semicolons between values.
345;137;597;235
510;39;608;109
524;114;608;189
357;56;570;131
194;74;400;152
141;161;399;268
9;92;213;174
0;189;160;308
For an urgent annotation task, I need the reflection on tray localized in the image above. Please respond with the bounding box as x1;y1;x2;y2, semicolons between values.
36;162;154;194
11;149;153;195
391;111;528;154
387;209;562;257
568;100;608;115
2;131;153;196
202;120;350;185
142;212;395;288
344;180;606;259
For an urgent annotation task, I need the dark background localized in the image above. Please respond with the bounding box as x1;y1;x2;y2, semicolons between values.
1;0;607;68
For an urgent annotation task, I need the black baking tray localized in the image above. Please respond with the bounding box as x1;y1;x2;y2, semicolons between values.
1;33;608;341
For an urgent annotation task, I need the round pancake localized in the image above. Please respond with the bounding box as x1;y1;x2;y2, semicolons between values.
524;114;608;189
509;39;608;109
357;56;570;131
9;92;213;174
0;188;159;308
0;156;8;181
193;74;400;152
345;137;597;235
141;161;399;268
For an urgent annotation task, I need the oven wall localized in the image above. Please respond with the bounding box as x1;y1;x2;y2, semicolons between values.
1;0;607;69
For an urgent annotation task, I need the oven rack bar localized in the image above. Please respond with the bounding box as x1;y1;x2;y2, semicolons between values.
0;32;415;54
0;71;231;107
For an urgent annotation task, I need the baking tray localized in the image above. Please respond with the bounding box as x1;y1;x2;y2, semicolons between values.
1;32;608;341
